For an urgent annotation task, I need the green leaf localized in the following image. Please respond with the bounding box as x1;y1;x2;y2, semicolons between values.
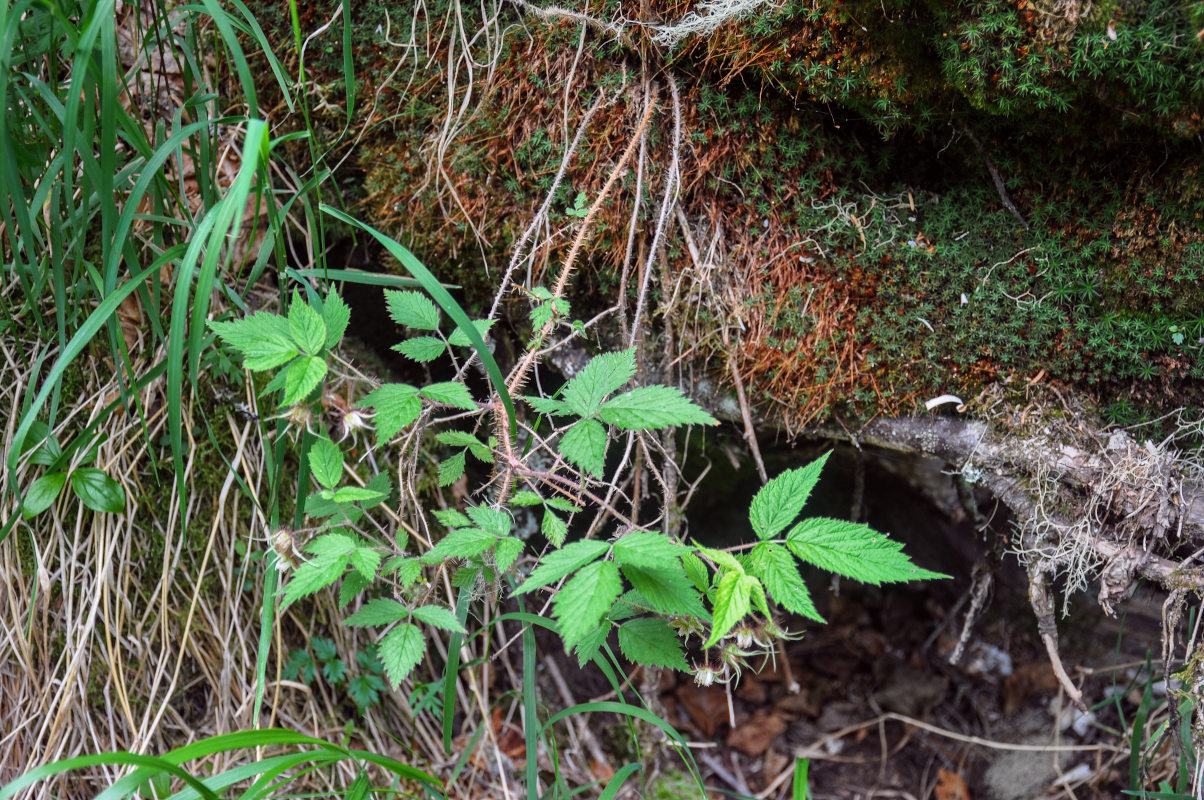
447;319;494;347
681;551;710;592
467;506;512;537
525;395;568;415
348;547;382;581
545;496;583;513
747;543;824;622
433;508;472;528
509;490;544;507
542;510;567;547
706;571;754;647
380;623;426;688
420;381;476;410
421;527;498;564
309;437;343;489
438;451;466;487
412;605;467;633
572;621;612;668
363;471;394;508
361;383;422;441
332;486;389;504
618;618;690;671
345;598;411;626
495;537;523;572
23;471;67;518
209;312;296;370
313;637;338;662
555;561;622;650
385;289;440;331
561;350;636;418
750;453;831;541
283;355;327;406
321;291;351;348
396;558;424;587
599;386;718;430
282;555;348;608
69;468;126;513
305;532;358;557
697;545;744;575
323;658;348;685
786;517;949;585
340;572;371;608
514;539;610;594
612;531;684;570
289;291;327;354
559;419;607;477
395;336;446;362
622;565;709;619
436;431;492;461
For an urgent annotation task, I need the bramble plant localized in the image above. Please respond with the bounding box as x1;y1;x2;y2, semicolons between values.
207;280;948;692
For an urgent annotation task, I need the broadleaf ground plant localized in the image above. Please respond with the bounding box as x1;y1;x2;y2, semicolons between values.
208;269;947;696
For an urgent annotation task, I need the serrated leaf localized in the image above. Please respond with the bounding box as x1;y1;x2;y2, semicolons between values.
747;543;824;622
542;510;567;547
438;450;466;487
209;312;295;370
786;517;949;585
289;291;327;354
509;490;543;507
467;506;511;537
284;650;315;684
396;558;423;587
323;658;348;684
321;291;351;348
514;539;609;594
572;621;611;668
421;381;476;410
348;673;386;709
525;395;568;416
23;471;67;518
412;605;467;633
618;618;690;671
379;623;426;688
681;551;710;592
555;560;622;651
706;571;754;647
385;289;440;331
282;554;348;608
395;336;446;362
313;637;338;662
495;537;523;572
433;508;472;528
332;486;389;504
361;383;422;442
348;547;382;581
545;496;583;513
559;419;607;477
345;598;411;626
283;355;327;406
420;527;498;564
436;431;485;448
622;565;709;619
612;531;684;570
447;319;494;347
305;532;358;557
69;468;126;513
561;350;636;418
363;471;394;508
452;565;481;588
749;453;832;541
339;571;370;608
599;386;718;430
308;437;343;489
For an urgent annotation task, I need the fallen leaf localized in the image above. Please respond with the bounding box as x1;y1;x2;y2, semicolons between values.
934;767;971;800
675;685;729;737
726;711;786;756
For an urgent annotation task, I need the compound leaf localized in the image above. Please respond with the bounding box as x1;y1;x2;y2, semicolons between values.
345;598;411;626
412;605;467;633
438;450;466;487
706;571;754;647
395;336;446;362
282;355;327;406
421;527;498;564
621;564;709;619
421;381;476;411
447;319;494;347
747;543;824;622
360;383;422;442
612;531;684;570
561;350;636;418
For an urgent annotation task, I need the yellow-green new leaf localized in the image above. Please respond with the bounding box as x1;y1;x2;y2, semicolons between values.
749;452;831;540
787;517;949;585
288;291;327;354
